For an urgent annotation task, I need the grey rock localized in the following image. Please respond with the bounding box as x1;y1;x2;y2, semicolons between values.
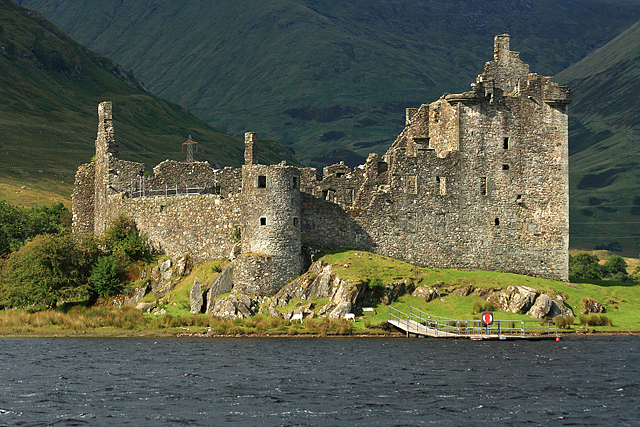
487;291;510;311
136;302;154;311
267;307;282;318
112;286;147;308
159;259;171;272
190;277;203;314
206;267;234;312
412;286;439;302
329;302;352;319
175;256;191;276
161;268;173;282
452;285;474;297
581;298;606;314
507;286;537;314
527;294;553;319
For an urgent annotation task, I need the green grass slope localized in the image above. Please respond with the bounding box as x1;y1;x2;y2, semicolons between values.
0;0;298;201
556;18;640;256
16;0;640;167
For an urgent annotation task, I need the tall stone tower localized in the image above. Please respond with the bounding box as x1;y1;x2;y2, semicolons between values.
233;132;302;295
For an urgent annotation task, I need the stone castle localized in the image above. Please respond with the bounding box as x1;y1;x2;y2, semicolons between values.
72;35;571;294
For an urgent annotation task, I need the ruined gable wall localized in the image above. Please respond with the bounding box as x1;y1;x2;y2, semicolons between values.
72;162;95;235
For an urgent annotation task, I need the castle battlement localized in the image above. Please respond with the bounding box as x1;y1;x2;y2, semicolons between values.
72;35;570;295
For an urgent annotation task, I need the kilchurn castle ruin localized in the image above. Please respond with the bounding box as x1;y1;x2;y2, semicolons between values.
73;35;572;294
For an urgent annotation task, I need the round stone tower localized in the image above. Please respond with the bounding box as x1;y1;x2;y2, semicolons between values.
233;132;302;295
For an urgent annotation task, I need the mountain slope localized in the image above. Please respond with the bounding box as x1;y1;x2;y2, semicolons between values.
0;0;297;201
16;0;640;167
555;18;640;255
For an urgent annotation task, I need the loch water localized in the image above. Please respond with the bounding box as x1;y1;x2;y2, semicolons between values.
0;336;639;426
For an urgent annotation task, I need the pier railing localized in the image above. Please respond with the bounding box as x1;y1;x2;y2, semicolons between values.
388;306;558;339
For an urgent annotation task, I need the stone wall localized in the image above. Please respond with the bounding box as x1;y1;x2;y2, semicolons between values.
111;193;242;263
71;162;95;235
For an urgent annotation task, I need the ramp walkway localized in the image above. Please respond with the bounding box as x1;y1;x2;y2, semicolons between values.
388;306;558;340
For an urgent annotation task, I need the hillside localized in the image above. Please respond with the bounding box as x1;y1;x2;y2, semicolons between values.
556;18;640;256
15;0;640;168
0;0;298;203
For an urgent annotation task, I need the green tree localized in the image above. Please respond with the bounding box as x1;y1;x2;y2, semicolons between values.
604;254;628;277
89;256;121;298
0;201;71;256
569;253;605;280
101;214;148;266
0;233;99;308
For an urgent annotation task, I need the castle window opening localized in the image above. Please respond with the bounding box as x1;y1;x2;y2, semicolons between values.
481;177;487;196
502;164;509;170
260;217;267;226
503;137;510;150
436;176;447;195
495;218;500;226
293;217;299;227
292;176;299;189
336;172;345;178
516;195;522;203
408;175;417;194
257;175;267;188
348;189;355;203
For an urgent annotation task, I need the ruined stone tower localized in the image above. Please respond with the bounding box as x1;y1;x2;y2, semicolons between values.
233;133;303;295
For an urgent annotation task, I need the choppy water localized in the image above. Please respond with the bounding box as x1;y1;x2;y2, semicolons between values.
0;336;639;426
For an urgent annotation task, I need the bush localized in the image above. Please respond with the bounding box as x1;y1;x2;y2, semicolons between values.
555;316;574;329
0;233;100;308
89;256;121;297
578;314;613;327
101;214;148;266
0;201;70;256
569;253;605;280
472;300;495;314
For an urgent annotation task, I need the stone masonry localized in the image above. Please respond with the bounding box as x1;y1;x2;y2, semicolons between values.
72;35;571;295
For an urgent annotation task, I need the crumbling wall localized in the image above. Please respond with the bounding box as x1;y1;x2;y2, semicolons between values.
72;162;95;235
110;194;242;263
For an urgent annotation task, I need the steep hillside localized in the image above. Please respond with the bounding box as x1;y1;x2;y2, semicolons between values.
556;19;640;256
16;0;640;167
0;0;297;201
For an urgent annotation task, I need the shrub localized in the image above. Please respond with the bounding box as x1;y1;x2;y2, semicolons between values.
0;233;99;308
569;253;606;280
604;254;627;277
472;300;495;314
368;277;384;290
101;214;148;266
555;316;574;329
578;314;613;327
89;256;121;297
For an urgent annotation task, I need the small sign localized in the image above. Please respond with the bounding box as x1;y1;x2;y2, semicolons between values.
481;311;494;326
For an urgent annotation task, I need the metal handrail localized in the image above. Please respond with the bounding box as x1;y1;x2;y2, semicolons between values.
389;306;558;338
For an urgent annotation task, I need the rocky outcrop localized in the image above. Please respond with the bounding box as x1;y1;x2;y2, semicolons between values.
190;277;203;314
507;286;537;314
208;293;257;319
581;298;606;314
150;256;192;297
412;286;439;302
271;260;363;319
112;285;147;307
206;267;234;310
486;285;572;319
526;294;571;319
